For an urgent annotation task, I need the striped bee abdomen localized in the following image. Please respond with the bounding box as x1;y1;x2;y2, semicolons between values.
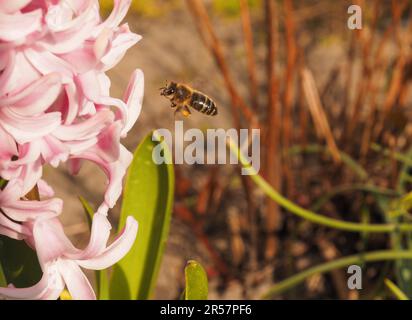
190;91;217;116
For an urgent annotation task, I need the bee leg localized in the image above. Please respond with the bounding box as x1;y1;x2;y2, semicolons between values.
174;106;182;117
181;105;191;117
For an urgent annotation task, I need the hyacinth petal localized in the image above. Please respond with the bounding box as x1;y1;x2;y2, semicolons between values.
37;179;55;198
2;73;62;116
40;136;69;167
101;25;141;70
73;145;132;210
0;0;32;14
0;225;26;240
33;219;80;266
61;82;80;124
18;160;43;196
0;212;30;235
65;213;111;261
53;109;114;141
0;10;42;41
45;0;95;32
0;272;50;300
0;179;26;202
122;69;144;135
0;125;17;159
95;0;131;34
76;216;138;270
0;50;40;96
96;121;121;163
94;28;112;60
24;48;74;83
58;260;96;300
2;198;62;222
0;107;61;144
40;19;97;54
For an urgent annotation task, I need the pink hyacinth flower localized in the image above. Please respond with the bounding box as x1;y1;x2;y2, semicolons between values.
0;213;138;300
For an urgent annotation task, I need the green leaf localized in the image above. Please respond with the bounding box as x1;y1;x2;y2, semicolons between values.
0;236;42;287
184;260;208;300
98;269;110;300
110;131;174;300
79;195;94;226
0;260;6;287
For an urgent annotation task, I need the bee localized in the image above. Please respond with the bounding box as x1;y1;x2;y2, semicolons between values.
160;81;218;117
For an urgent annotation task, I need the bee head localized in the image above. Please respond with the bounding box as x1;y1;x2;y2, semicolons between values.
160;81;177;97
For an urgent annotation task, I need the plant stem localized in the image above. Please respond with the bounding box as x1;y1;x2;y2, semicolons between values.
228;139;412;233
262;250;412;299
287;144;368;180
384;278;409;300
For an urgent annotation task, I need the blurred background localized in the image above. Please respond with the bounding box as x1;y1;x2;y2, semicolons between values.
48;0;412;299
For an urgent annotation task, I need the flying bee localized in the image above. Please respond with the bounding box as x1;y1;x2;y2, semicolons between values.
160;81;218;117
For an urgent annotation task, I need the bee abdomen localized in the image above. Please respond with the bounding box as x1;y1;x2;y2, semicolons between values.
190;92;218;116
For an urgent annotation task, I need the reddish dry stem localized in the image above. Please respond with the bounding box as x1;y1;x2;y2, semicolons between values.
240;0;259;111
282;0;298;197
264;0;282;260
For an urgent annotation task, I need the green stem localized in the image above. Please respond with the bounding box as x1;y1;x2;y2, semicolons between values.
384;278;409;300
262;250;412;299
287;144;368;180
311;184;399;211
228;139;412;233
371;143;412;167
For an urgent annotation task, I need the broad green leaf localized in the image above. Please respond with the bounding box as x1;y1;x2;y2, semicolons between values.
110;131;174;299
184;260;208;300
98;269;110;300
0;236;42;287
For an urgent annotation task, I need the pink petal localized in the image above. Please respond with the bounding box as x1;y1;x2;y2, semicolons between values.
94;28;112;60
0;271;49;300
37;179;55;198
0;107;61;144
0;125;17;160
95;121;121;163
1;73;62;116
122;69;144;134
2;198;62;222
100;24;141;70
0;50;40;96
45;0;94;33
71;145;132;210
0;211;30;236
39;136;69;167
76;216;138;270
94;0;131;34
0;10;42;42
33;218;80;266
65;213;111;260
0;225;26;240
58;260;96;300
24;48;74;83
0;0;32;14
53;109;114;141
39;21;96;54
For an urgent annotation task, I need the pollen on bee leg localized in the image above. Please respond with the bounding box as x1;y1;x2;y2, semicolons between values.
182;109;191;117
